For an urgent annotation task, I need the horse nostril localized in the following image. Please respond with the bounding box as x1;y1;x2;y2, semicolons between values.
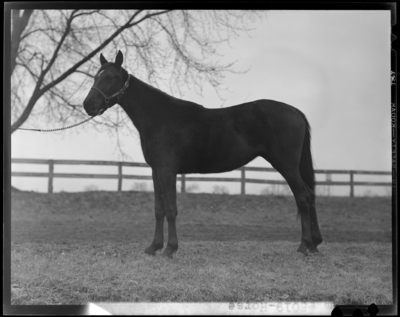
83;100;95;115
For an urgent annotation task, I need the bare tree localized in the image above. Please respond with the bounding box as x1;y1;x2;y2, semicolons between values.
212;185;229;195
84;184;99;192
10;9;262;149
261;184;291;196
131;181;153;192
260;186;272;195
186;183;200;193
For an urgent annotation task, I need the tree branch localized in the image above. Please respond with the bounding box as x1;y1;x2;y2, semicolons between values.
11;9;33;73
38;10;78;84
11;9;157;132
39;9;147;93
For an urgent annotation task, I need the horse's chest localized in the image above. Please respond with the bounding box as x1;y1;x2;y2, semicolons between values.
139;130;180;165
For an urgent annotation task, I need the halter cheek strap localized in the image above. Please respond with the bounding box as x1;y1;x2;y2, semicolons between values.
91;74;131;106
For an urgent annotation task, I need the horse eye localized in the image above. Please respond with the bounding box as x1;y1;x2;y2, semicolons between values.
108;76;113;80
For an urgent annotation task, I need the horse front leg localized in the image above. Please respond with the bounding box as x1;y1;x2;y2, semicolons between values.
156;169;179;259
144;168;165;255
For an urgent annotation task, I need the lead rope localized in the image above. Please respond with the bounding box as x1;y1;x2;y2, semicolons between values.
17;115;97;132
17;74;130;132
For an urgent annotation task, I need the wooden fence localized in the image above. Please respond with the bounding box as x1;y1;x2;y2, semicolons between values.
11;158;392;197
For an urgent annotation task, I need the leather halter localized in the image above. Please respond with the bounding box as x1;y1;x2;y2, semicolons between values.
90;73;131;115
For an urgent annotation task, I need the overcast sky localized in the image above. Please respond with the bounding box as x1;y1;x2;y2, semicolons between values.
11;10;392;195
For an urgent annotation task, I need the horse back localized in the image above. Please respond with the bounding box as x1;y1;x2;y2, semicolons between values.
144;99;306;174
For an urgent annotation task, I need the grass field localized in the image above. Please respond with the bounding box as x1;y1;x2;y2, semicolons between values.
10;191;392;305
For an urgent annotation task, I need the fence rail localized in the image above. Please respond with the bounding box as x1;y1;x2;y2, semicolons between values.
11;158;392;197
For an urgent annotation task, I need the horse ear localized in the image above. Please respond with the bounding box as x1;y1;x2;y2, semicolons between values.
100;53;108;65
115;50;123;69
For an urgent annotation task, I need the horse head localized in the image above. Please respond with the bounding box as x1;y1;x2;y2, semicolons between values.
83;50;129;116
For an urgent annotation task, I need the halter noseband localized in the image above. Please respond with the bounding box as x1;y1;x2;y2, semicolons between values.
90;73;131;114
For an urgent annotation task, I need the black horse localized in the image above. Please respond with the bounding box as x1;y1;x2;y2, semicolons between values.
83;51;323;258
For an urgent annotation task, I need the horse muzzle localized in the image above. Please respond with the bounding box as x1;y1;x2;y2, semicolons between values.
83;99;105;117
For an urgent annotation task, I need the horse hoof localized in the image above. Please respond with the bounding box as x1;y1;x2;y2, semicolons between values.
295;251;308;258
162;250;173;259
297;244;308;256
308;249;323;257
161;245;177;259
144;247;156;256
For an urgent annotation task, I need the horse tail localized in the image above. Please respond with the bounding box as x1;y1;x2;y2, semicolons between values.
297;110;316;195
293;110;315;220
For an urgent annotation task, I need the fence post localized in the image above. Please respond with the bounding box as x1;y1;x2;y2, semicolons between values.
326;172;332;196
181;174;186;193
241;167;246;195
48;160;54;193
350;171;354;197
118;162;122;192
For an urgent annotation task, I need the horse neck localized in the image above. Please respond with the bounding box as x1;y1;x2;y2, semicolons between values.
119;75;172;134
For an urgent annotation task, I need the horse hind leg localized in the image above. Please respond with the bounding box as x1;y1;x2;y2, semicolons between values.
275;167;314;255
303;184;323;253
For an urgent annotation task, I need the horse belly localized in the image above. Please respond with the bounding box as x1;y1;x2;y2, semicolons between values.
193;129;259;174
